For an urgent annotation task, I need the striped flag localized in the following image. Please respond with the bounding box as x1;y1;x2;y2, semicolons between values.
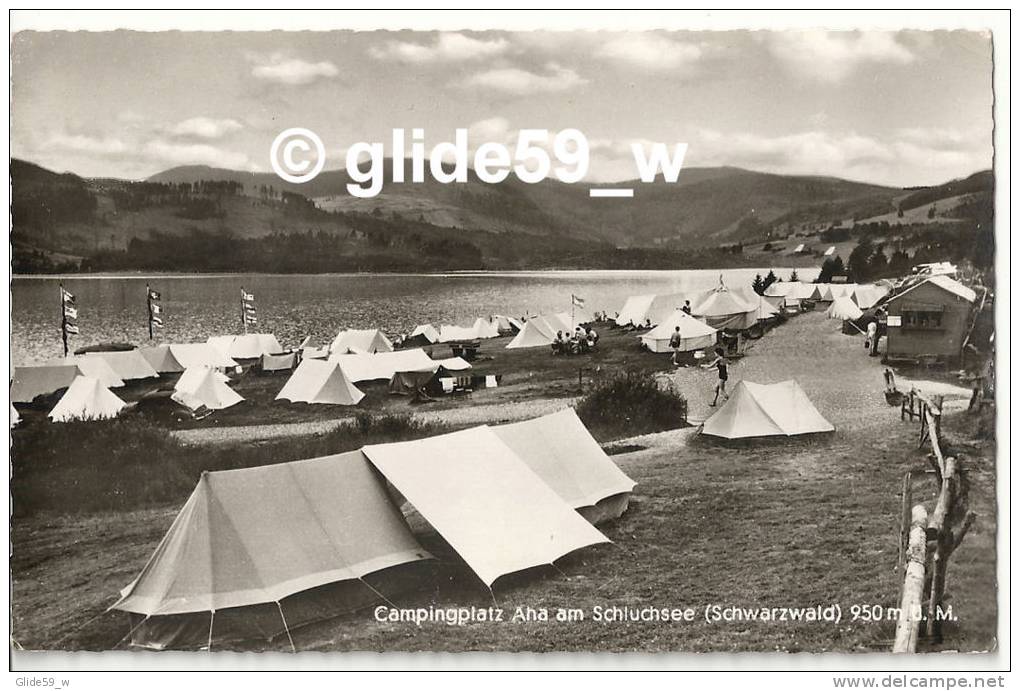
63;305;78;320
571;294;585;308
60;286;75;304
64;323;80;335
147;284;164;337
241;288;257;330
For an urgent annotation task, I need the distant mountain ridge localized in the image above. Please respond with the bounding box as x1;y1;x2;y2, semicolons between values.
11;157;993;273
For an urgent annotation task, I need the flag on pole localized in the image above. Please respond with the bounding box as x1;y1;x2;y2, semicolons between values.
241;288;257;331
148;289;161;301
63;305;78;320
147;284;163;338
64;323;80;335
61;286;75;304
571;294;585;308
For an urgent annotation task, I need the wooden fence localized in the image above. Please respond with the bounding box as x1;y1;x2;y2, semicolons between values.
892;391;977;652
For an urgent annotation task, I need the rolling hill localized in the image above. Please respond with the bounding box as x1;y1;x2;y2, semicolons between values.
11;157;993;273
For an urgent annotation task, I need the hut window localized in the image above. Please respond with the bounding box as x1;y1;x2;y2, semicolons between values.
902;309;944;329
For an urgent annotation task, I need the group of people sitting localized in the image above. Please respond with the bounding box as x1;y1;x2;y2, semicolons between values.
552;326;599;355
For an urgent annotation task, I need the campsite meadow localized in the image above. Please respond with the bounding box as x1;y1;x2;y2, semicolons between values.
10;310;997;653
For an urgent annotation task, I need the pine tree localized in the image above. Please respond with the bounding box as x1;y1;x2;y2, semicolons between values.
763;270;779;291
789;270;799;282
752;273;765;295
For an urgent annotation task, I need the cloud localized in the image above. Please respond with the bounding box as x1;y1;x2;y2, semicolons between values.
459;63;586;94
599;34;703;70
167;117;243;140
41;133;128;156
370;32;509;63
768;31;915;82
250;54;339;85
143;140;251;169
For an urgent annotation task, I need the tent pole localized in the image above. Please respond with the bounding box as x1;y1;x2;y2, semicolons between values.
207;610;215;652
276;601;296;653
111;612;148;649
551;562;571;582
359;577;397;609
487;586;498;610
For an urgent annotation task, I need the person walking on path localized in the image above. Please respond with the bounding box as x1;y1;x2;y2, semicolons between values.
701;346;730;406
669;326;683;366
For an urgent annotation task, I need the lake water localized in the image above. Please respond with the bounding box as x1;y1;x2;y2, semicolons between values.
11;268;810;365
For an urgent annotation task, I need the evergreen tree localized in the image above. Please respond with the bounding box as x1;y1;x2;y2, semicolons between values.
763;270;779;291
752;273;765;295
789;270;799;282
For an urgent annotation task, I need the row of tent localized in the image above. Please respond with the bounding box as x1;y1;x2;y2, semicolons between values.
615;286;779;333
112;408;635;649
506;310;596;349
764;282;890;310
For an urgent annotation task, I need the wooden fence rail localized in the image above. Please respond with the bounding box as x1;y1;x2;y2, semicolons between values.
892;392;976;653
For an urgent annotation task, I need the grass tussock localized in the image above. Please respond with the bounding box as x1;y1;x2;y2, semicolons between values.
11;413;445;518
576;370;688;441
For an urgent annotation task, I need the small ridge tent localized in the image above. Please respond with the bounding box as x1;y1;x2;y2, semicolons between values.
433;357;471;371
751;296;781;322
208;334;284;360
112;451;432;649
48;375;127;422
438;324;482;343
139;345;186;374
702;380;834;439
328;349;438;383
330;329;393;355
172;367;244;411
276;359;364;406
490;315;523;334
506;316;557;349
362;426;610;587
472;318;500;339
640;311;717;354
693;289;757;331
10;364;81;404
44;356;125;388
615;294;657;327
827;296;864;321
821;284;858;301
168;344;238;370
261;352;297;373
492;409;637;524
851;284;889;309
85;350;159;381
404;324;440;347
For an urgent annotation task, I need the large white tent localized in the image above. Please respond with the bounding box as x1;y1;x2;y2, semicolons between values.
362;426;610;587
615;294;657;327
408;324;440;344
85;350;159;381
113;450;432;649
640;311;717;353
208;334;284;360
172;367;244;411
693;289;757;331
168;344;238;370
851;284;889;309
472;318;500;339
276;359;364;406
10;364;82;403
506;316;558;349
827;296;864;321
702;380;834;439
492;409;636;524
329;348;439;383
330;329;393;355
48;376;127;422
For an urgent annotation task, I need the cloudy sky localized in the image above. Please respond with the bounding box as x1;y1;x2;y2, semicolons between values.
11;29;993;187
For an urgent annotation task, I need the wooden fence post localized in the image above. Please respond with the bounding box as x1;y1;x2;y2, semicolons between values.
893;504;930;653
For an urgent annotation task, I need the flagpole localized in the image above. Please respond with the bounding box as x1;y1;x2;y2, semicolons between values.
146;283;153;341
240;287;247;335
59;282;68;357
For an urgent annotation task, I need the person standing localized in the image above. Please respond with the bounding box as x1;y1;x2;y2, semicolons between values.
702;347;730;406
681;300;692;315
669;326;683;366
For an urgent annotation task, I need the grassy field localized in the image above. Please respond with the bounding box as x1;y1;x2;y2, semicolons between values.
9;311;998;653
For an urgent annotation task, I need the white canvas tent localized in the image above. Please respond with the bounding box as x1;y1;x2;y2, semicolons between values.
139;345;186;374
615;294;657;327
408;324;440;344
208;334;284;360
10;364;82;403
276;359;364;406
506;317;557;349
261;352;297;372
490;315;523;333
113;450;432;649
362;426;610;587
44;356;125;388
693;289;757;331
640;311;717;353
85;350;159;381
702;380;834;439
168;344;238;370
472;318;500;339
851;284;889;309
827;296;864;321
751;296;781;321
329;349;438;383
48;376;127;422
492;409;636;524
330;329;393;355
172;367;244;411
